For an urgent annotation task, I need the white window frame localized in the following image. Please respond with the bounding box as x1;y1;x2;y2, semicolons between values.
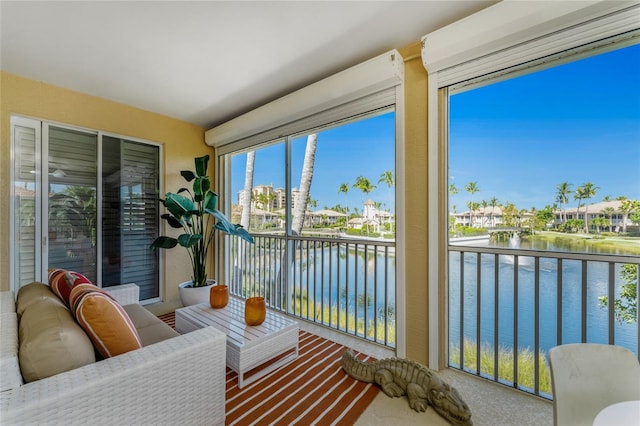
421;0;640;369
206;49;407;356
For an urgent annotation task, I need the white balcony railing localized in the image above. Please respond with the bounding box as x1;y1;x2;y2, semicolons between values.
226;234;396;348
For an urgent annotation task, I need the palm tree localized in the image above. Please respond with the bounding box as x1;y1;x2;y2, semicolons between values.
292;134;318;235
488;197;499;227
480;200;488;227
378;171;395;233
527;207;537;231
378;170;394;209
555;182;572;226
466;201;479;227
255;193;270;210
574;186;586;231
338;183;349;214
353;176;376;204
307;197;318;210
449;183;459;228
502;202;518;227
577;182;599;234
464;181;479;228
449;183;458;196
353;176;376;234
591;216;608;234
619;199;640;233
601;207;616;232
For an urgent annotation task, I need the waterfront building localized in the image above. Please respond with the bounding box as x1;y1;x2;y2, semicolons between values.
555;200;638;232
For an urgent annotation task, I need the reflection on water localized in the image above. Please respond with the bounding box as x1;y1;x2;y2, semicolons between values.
292;245;396;321
496;233;639;255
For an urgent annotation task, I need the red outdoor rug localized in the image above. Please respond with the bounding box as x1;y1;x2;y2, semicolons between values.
157;312;379;425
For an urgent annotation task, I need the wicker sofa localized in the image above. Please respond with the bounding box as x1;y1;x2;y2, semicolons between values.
0;283;227;425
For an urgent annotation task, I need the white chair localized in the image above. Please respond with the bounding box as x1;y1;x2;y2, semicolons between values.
548;343;640;426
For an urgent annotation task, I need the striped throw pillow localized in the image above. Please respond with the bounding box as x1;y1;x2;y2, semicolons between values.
70;285;142;358
49;268;93;307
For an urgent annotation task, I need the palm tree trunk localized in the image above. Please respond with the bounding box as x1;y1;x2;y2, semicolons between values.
283;134;317;311
584;205;590;234
291;134;317;235
236;151;255;293
240;151;255;229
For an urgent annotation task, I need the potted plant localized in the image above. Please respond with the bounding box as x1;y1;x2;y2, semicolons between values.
151;154;253;306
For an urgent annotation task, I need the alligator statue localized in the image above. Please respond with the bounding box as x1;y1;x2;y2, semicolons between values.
342;349;472;426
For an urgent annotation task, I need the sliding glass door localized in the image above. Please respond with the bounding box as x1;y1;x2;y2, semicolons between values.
47;126;98;281
11;117;161;301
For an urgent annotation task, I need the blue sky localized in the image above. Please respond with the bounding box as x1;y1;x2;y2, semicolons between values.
449;43;640;211
232;43;639;214
231;111;395;213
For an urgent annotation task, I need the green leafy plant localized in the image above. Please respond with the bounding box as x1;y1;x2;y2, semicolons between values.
151;154;253;287
599;263;638;324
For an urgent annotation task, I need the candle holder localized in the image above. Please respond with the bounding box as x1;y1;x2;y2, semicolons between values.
244;296;266;326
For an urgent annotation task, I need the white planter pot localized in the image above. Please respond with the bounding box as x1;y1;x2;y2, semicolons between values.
178;279;216;307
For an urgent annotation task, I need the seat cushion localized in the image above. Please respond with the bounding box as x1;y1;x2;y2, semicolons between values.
123;304;180;347
16;282;64;318
19;298;96;383
71;285;142;358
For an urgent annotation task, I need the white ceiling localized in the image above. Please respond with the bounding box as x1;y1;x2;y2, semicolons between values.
1;1;496;128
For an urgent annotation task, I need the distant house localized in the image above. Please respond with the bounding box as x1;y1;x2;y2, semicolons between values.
232;205;281;229
555;200;637;232
308;209;347;226
348;217;365;230
452;206;503;228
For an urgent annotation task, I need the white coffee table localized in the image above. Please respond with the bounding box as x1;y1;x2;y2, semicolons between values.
175;297;299;388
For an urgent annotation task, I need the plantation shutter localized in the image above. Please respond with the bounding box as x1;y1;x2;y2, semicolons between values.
103;136;160;300
12;122;40;286
121;142;160;300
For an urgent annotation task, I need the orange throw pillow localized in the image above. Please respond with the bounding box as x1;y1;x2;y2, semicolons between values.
70;286;142;358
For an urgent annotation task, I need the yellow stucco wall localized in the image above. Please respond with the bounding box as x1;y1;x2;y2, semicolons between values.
0;71;207;304
398;42;430;364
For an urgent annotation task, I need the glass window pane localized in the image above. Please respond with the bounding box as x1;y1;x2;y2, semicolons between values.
291;111;396;238
448;44;640;247
446;43;640;393
231;142;286;234
224;110;397;347
48;126;97;282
